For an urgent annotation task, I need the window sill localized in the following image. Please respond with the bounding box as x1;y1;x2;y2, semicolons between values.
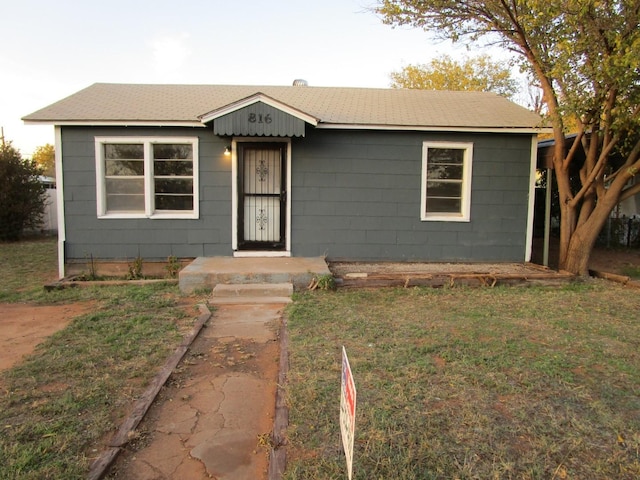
98;212;198;220
421;215;470;222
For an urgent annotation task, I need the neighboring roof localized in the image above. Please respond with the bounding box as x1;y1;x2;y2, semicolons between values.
23;83;545;132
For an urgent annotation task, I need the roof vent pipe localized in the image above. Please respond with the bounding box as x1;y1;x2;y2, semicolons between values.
292;79;308;86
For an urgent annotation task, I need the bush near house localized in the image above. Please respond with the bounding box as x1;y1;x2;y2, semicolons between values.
0;141;46;241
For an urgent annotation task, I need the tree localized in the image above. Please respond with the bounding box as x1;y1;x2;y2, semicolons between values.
377;0;640;275
32;143;55;177
0;141;47;241
390;54;519;99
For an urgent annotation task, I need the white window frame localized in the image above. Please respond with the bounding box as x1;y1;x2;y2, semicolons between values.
421;141;473;222
95;137;199;219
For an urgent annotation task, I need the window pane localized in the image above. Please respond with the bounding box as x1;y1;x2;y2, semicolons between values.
427;164;463;180
154;178;193;194
154;160;193;176
106;178;144;195
426;197;461;213
426;180;462;198
155;195;193;210
105;144;144;160
428;148;464;165
106;159;145;176
107;194;145;212
153;144;193;160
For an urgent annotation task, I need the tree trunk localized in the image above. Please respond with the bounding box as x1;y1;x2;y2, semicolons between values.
563;227;594;275
561;200;616;275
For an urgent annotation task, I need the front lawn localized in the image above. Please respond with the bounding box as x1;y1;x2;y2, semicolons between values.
285;284;640;479
0;238;199;479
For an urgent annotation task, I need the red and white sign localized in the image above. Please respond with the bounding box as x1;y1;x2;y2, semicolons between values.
340;346;356;480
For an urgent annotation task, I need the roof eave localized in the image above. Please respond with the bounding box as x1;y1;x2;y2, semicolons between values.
317;123;553;134
22;120;206;128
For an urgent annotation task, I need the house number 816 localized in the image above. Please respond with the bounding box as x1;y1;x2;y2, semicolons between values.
248;113;272;124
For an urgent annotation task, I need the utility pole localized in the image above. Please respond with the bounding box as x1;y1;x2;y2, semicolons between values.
0;126;5;147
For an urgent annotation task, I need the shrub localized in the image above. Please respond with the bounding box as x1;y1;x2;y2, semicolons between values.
0;141;47;241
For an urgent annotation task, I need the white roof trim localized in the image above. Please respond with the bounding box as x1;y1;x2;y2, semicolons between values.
23;120;206;127
317;123;552;134
23;119;550;135
198;92;319;126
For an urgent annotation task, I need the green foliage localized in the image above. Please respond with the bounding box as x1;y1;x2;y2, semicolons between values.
0;141;47;241
390;54;518;99
165;255;181;278
126;255;144;280
315;273;337;291
31;143;55;177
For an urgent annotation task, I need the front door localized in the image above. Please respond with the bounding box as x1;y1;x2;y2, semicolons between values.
237;142;287;250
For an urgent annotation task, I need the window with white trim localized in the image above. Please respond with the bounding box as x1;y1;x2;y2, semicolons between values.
421;142;473;221
95;137;199;219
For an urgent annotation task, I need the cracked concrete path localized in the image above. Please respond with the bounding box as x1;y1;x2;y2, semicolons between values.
107;303;283;479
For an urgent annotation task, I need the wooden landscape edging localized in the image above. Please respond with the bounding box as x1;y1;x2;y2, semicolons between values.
335;271;575;289
589;269;640;289
45;278;178;291
87;304;212;480
269;314;290;480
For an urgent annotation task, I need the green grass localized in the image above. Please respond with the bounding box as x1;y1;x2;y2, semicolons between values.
284;284;640;479
0;237;59;302
621;265;640;279
0;237;199;479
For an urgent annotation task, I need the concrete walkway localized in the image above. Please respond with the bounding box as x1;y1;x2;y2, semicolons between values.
110;287;288;479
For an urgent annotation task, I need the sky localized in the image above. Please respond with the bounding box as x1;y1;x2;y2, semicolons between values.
1;0;512;157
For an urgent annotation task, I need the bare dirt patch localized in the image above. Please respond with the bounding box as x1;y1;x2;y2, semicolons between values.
0;302;95;372
589;246;640;275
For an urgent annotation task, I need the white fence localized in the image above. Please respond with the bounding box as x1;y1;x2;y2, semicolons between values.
42;186;58;232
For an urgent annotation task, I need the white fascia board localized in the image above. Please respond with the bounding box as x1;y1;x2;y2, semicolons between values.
23;120;206;127
316;123;552;135
54;126;66;279
199;93;319;126
524;134;539;262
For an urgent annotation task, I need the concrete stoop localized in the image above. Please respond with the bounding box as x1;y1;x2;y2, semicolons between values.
179;256;330;294
210;283;294;304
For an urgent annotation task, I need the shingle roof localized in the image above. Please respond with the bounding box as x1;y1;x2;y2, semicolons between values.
23;83;543;131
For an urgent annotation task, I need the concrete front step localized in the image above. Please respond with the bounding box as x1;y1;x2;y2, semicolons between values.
178;256;330;294
210;283;293;305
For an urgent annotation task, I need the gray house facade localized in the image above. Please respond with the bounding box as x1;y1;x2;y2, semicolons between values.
24;83;545;277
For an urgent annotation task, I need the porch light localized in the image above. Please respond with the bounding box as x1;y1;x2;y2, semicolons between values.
224;146;232;156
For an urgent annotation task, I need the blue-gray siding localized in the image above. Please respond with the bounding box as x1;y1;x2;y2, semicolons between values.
290;129;532;261
60;126;533;263
61;126;233;261
213;103;306;137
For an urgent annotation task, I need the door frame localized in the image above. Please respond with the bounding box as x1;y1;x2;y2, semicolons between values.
231;137;292;257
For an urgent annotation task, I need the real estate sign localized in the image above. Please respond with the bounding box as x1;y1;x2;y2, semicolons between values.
340;346;356;480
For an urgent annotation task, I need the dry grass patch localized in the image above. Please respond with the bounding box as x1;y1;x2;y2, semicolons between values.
285;283;640;479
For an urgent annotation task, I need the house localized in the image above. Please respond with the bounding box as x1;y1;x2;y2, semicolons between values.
23;83;545;278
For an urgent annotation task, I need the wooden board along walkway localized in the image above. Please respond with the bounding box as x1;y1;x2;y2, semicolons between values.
329;262;575;288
